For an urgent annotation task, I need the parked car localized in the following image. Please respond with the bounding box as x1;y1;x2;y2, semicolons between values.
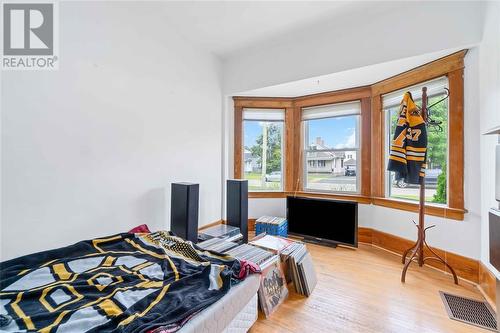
265;171;281;182
394;168;443;188
345;165;356;176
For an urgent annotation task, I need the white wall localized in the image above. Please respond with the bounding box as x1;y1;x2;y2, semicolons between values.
223;1;485;94
479;2;500;277
1;2;223;261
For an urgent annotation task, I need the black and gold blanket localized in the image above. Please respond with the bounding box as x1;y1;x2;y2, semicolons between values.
0;232;242;332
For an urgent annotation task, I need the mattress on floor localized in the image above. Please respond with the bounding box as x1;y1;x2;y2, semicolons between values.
179;274;260;333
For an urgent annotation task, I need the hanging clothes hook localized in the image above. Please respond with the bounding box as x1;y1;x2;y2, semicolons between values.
425;88;449;132
427;88;450;110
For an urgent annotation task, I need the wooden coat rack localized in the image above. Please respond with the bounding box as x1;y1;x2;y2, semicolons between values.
400;86;458;284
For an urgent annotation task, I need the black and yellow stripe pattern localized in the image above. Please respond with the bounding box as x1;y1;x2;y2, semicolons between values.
0;232;240;332
388;92;428;184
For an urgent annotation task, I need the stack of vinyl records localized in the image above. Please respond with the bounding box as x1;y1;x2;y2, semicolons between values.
255;216;288;237
197;237;240;253
249;234;293;254
280;242;317;296
225;243;277;268
198;224;243;243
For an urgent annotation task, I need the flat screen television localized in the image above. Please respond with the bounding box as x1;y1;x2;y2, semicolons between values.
287;196;358;248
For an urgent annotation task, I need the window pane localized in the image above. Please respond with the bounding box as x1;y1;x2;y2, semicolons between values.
243;120;283;191
305;150;358;192
303;114;360;193
306;115;359;149
385;94;448;204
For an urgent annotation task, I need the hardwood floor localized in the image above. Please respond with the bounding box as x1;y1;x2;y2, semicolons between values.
250;242;487;333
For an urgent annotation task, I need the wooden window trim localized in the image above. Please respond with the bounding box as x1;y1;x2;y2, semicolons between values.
248;191;371;204
234;105;243;179
294;86;371;107
235;101;291;190
235;89;371;195
248;191;288;199
286;192;372;204
233;50;466;221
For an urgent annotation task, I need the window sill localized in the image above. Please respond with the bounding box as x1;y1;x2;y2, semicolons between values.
248;193;466;220
248;191;371;203
249;192;287;198
372;197;466;221
290;191;371;204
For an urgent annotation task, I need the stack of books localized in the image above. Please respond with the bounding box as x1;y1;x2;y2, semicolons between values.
255;216;288;237
280;241;317;297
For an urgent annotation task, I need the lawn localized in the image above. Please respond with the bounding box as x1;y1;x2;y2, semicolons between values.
391;194;435;202
306;173;336;182
244;172;281;190
244;172;264;180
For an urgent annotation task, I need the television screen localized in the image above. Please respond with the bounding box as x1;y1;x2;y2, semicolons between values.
287;196;357;247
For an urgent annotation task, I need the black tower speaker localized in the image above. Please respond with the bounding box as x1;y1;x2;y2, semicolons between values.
226;179;248;243
170;182;199;243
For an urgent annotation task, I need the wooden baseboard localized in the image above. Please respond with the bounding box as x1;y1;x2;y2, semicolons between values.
201;219;256;231
358;227;373;244
479;262;496;310
367;228;479;283
248;218;256;231
204;219;480;284
198;219;224;231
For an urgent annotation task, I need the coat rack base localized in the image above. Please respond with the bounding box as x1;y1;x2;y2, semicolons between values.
401;223;459;284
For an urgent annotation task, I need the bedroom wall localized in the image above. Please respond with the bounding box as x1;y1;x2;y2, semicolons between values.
1;2;223;260
479;1;500;277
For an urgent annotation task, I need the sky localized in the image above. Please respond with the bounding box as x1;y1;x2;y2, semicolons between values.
243;115;358;150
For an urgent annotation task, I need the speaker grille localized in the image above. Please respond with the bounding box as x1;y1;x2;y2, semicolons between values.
440;291;497;331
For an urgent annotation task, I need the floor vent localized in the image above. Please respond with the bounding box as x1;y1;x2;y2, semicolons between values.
440;291;497;332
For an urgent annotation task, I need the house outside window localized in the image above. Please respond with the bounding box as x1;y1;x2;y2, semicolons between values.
302;101;361;192
243;108;284;191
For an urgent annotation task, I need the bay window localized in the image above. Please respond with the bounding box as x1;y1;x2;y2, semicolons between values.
233;50;465;219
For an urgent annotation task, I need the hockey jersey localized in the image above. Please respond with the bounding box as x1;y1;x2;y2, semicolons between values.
387;92;427;184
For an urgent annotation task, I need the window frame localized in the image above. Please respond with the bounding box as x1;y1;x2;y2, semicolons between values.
242;108;285;192
301;103;362;194
233;99;294;191
233;50;466;220
382;77;449;204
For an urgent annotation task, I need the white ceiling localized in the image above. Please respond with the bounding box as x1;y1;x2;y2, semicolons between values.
160;1;368;58
235;47;465;97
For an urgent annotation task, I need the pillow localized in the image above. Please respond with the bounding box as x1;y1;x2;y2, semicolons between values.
128;224;151;234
